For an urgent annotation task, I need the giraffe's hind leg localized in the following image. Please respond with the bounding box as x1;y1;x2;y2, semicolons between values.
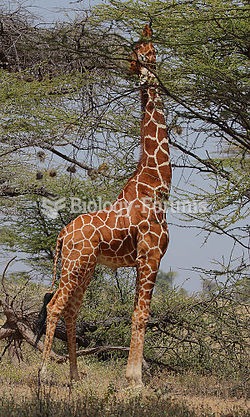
39;284;74;378
39;267;93;379
39;216;100;381
39;288;65;379
63;273;92;381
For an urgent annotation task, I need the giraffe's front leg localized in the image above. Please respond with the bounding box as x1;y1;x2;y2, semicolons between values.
126;304;151;388
126;246;162;387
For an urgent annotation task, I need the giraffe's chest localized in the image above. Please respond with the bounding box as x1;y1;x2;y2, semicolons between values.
95;201;168;268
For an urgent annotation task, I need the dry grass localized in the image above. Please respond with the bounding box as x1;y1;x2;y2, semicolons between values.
0;345;249;417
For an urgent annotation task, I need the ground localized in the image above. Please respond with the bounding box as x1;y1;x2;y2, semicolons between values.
0;344;249;417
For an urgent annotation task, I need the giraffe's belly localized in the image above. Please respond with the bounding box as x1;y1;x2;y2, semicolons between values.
97;233;137;268
97;253;137;268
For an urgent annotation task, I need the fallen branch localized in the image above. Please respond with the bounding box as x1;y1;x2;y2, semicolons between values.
1;256;17;300
56;345;129;363
16;321;64;362
0;327;15;340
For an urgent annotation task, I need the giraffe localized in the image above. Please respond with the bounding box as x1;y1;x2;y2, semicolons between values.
37;23;171;388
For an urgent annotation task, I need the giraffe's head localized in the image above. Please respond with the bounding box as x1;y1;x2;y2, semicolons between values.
130;24;156;84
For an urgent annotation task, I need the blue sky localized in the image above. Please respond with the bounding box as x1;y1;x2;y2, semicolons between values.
1;0;240;293
12;0;96;22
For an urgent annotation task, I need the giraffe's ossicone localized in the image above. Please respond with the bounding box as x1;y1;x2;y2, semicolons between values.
37;23;171;388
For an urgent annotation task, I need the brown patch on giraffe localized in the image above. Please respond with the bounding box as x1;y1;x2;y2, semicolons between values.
157;126;168;142
81;225;96;240
74;216;84;228
137;171;159;188
99;224;113;242
92;215;105;228
146;121;158;136
68;250;81;261
146;155;159;168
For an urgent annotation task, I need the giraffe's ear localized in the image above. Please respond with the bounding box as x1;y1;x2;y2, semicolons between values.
142;24;153;39
130;50;141;75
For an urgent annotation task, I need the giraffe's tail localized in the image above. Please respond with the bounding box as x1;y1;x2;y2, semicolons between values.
34;292;55;347
34;229;64;347
49;229;65;291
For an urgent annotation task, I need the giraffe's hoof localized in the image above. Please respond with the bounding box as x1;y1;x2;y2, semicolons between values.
126;380;144;391
70;370;87;383
122;383;144;396
38;367;48;384
70;375;80;383
132;383;144;390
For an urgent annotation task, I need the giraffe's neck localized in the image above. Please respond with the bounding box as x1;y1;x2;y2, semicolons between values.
135;83;171;194
118;80;171;204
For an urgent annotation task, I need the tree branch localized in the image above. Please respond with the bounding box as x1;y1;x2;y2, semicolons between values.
170;138;250;200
